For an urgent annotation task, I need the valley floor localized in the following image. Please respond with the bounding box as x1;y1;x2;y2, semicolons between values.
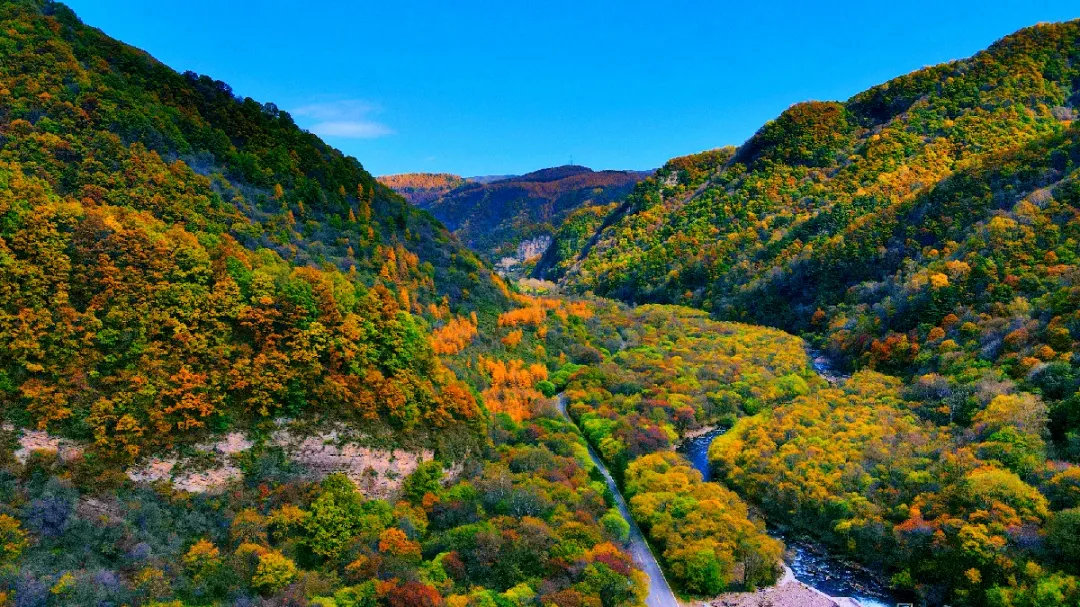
558;387;876;607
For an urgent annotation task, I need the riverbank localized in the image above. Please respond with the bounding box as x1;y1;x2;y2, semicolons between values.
696;566;864;607
679;424;720;442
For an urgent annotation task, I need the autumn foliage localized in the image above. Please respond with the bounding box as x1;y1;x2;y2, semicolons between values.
0;0;520;468
479;358;548;421
625;452;782;594
384;166;646;273
430;315;479;355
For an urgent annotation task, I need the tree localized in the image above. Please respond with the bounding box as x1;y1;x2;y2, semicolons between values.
183;538;222;580
403;461;444;506
379;527;422;561
304;474;375;561
386;581;441;607
1047;508;1080;572
0;515;27;564
252;550;298;594
678;546;728;595
600;510;630;543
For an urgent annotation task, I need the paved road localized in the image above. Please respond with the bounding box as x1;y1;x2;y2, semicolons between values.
557;395;679;607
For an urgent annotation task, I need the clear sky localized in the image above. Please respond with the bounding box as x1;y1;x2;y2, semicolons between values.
64;1;1079;177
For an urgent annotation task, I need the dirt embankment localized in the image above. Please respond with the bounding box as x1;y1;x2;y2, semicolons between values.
11;425;439;499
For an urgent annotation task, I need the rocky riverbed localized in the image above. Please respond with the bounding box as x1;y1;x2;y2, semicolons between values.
701;566;865;607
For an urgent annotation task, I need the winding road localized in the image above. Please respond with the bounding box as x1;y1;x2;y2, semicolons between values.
557;395;679;607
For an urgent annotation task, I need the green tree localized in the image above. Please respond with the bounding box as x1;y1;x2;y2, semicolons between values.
1047;508;1080;572
402;461;444;505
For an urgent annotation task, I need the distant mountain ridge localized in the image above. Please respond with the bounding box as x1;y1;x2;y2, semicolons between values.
381;165;651;276
377;172;467;207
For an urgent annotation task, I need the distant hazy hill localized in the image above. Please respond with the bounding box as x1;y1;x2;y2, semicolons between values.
382;165;650;276
467;173;519;184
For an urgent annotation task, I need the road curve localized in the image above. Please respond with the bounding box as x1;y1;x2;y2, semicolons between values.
557;394;679;607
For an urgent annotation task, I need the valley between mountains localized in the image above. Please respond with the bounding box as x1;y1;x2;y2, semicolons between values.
1;2;1079;606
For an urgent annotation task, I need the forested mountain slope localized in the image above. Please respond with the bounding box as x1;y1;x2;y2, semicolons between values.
383;166;649;276
0;3;655;605
0;0;514;465
562;21;1080;458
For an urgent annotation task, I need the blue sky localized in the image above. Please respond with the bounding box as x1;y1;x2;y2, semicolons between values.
65;1;1078;177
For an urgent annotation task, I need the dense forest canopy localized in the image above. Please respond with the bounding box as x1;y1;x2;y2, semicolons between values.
2;1;1080;606
377;174;468;209
0;0;523;467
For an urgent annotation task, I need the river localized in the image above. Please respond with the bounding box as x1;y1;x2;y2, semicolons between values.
675;348;907;607
808;348;847;385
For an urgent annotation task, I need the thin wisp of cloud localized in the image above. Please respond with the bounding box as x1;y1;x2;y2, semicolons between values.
292;99;393;139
